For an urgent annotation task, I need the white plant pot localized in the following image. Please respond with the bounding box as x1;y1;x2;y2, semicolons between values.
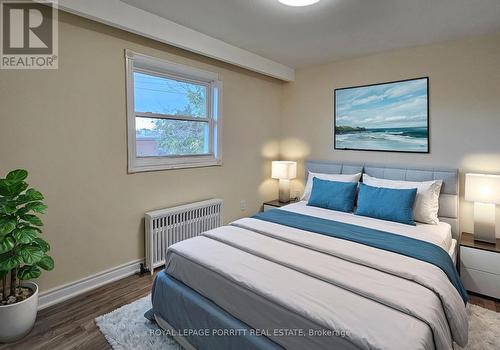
0;282;38;343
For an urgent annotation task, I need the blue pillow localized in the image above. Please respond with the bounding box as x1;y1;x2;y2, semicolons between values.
307;177;358;212
355;183;417;225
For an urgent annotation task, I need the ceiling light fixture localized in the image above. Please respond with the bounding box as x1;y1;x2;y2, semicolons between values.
278;0;321;7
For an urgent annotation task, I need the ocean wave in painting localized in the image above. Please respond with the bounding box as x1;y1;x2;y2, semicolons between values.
335;127;428;152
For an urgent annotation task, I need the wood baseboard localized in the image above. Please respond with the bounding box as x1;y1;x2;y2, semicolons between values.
38;259;143;310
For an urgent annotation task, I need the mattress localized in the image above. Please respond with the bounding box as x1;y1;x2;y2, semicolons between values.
281;201;453;253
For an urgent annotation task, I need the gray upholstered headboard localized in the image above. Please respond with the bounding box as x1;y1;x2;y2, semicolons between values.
304;161;460;239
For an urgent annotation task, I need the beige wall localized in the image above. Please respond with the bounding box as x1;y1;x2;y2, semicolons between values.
281;33;500;236
2;10;500;293
0;12;283;291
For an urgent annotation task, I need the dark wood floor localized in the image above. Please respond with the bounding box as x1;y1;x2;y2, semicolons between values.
1;272;499;350
0;272;156;350
468;292;500;312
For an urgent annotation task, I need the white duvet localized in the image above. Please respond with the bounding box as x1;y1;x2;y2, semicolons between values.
164;204;468;350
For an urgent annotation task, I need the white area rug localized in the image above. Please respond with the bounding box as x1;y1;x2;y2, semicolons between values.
95;296;182;350
96;296;500;350
457;303;500;350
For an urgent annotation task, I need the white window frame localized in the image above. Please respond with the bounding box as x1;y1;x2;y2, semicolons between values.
125;50;223;173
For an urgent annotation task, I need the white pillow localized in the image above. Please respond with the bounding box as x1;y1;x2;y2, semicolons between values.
302;172;362;201
362;174;443;225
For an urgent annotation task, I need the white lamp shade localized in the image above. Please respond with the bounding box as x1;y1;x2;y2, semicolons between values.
272;161;297;180
465;173;500;204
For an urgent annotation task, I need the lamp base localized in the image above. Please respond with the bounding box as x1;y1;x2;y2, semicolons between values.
473;202;497;244
278;179;291;203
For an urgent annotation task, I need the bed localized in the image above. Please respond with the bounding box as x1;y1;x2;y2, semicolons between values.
147;162;468;350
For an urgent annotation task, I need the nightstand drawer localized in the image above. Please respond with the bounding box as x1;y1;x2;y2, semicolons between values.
460;246;500;275
460;267;500;299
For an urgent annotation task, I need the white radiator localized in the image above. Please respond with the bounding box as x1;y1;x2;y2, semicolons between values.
144;199;223;274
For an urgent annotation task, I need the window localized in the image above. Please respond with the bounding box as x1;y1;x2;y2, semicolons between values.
125;50;222;172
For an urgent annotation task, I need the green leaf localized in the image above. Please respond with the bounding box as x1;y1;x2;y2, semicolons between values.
15;206;29;216
0;236;15;254
0;180;28;197
25;189;44;201
6;169;28;183
23;201;47;214
17;265;41;280
16;195;32;205
37;255;54;271
0;254;22;271
0;201;17;215
32;238;50;252
16;223;41;232
0;216;17;235
18;245;44;265
0;270;8;279
0;180;10;197
17;226;42;233
15;189;43;205
20;214;43;227
12;228;38;244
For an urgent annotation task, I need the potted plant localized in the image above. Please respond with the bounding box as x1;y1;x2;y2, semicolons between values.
0;169;53;343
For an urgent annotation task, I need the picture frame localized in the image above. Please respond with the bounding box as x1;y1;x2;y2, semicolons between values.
334;77;429;153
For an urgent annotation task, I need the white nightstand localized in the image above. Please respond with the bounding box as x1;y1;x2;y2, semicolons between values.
460;232;500;299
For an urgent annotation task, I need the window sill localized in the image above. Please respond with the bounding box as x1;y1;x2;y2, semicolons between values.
128;159;222;173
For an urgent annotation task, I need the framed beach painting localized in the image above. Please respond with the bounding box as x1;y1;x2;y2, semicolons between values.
334;77;429;153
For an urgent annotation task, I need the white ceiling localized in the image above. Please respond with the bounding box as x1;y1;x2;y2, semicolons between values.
121;0;500;68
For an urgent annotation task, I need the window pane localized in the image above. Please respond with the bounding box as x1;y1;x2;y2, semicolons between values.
134;72;207;118
136;117;210;157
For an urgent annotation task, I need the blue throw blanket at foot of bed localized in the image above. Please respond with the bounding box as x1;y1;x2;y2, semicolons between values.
146;272;283;350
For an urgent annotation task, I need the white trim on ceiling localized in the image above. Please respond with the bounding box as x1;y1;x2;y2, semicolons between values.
54;0;295;81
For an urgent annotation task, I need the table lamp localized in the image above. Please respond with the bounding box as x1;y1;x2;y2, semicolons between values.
272;161;297;203
465;173;500;244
